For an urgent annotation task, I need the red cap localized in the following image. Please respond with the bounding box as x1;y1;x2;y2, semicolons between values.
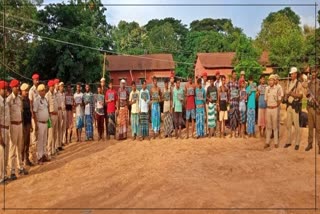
32;73;39;80
9;79;19;88
54;78;60;84
48;80;55;87
0;81;8;89
170;72;174;78
202;71;207;77
216;71;220;75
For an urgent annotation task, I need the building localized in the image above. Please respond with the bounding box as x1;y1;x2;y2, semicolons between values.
194;51;273;78
106;54;175;85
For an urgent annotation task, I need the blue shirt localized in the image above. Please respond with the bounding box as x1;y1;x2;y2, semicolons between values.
195;87;206;111
258;84;267;109
246;83;256;109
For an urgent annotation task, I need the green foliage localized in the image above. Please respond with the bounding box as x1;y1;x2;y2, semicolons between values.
25;0;111;83
255;10;304;77
233;35;263;82
0;0;40;80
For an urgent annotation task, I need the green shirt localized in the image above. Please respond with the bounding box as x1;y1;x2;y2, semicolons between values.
173;87;184;112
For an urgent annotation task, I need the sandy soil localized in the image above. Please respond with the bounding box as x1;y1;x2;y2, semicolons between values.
1;109;320;214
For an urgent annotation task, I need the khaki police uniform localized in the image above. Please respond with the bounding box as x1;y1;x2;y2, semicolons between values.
286;79;303;146
307;79;320;148
265;85;282;146
56;91;66;147
45;90;59;157
33;96;49;160
29;85;39;146
0;95;10;181
7;93;24;173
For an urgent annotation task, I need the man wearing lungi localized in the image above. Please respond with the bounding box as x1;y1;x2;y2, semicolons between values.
139;80;150;141
173;79;184;139
246;76;257;138
227;70;240;138
129;81;140;140
105;81;117;140
74;83;84;142
95;86;105;141
162;79;174;138
239;79;247;138
117;79;129;140
83;84;94;141
206;78;219;138
195;78;206;138
150;76;162;139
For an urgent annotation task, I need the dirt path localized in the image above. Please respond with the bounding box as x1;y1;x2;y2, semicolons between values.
1;125;319;214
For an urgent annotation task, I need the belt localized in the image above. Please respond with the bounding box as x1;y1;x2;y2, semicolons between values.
38;121;47;124
0;124;9;129
11;121;22;125
50;112;58;115
267;106;278;109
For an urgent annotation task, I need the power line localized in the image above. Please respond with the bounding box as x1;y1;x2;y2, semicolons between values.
0;25;196;66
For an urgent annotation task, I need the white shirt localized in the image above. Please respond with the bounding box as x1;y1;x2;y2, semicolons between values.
74;92;84;116
139;89;150;113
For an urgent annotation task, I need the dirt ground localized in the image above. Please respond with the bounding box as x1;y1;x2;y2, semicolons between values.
1;109;320;214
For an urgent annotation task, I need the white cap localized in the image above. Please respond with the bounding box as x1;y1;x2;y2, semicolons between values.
100;77;105;82
289;67;298;74
120;79;126;84
240;71;245;75
59;82;64;86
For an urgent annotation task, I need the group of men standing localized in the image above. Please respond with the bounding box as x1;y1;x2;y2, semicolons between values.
0;66;319;184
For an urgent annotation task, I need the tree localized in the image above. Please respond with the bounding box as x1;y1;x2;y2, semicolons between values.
25;0;111;83
0;0;41;80
233;35;263;82
112;21;148;55
255;10;304;76
190;18;242;35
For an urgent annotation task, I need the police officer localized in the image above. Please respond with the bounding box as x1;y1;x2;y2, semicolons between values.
46;80;59;159
264;75;282;149
33;84;50;164
284;67;303;150
0;81;10;183
7;79;28;180
305;69;320;154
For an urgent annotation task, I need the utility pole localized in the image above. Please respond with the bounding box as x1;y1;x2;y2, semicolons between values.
2;0;6;81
